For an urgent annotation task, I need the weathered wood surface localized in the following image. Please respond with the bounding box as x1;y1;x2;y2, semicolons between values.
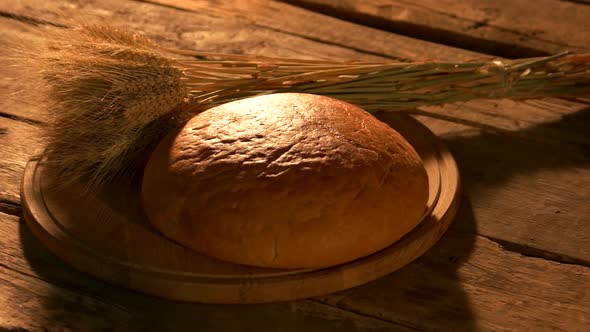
336;229;590;331
286;0;590;57
0;117;40;215
4;204;590;331
1;0;590;330
1;211;404;332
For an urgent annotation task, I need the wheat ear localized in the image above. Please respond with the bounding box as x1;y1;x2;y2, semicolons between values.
25;25;191;192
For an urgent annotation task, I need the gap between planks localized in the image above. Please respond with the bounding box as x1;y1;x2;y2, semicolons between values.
281;0;589;58
0;10;68;28
463;232;590;267
135;0;402;61
280;0;547;58
0;112;43;126
0;200;21;216
308;299;423;332
558;0;590;6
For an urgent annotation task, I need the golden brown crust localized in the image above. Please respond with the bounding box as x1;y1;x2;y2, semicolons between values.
141;93;429;269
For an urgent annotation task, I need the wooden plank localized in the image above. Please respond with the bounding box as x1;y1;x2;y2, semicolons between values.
286;0;590;57
144;0;482;61
3;208;590;330
0;214;144;331
331;230;590;331
0;212;412;332
0;267;143;331
441;118;590;266
0;19;49;123
0;117;40;214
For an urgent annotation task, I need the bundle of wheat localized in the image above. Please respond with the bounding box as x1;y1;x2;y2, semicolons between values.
19;24;590;193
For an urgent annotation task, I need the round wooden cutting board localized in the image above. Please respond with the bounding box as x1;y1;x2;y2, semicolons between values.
21;113;460;304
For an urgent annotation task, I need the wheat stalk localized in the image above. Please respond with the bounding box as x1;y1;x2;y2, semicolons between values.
21;24;590;193
172;49;589;111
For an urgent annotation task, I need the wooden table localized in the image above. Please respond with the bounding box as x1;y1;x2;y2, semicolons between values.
1;1;589;331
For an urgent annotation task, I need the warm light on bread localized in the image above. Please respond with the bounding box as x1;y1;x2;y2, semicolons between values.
141;93;429;269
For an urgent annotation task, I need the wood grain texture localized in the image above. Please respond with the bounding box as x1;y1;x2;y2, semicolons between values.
0;213;143;332
418;113;590;266
286;0;590;57
0;117;41;213
0;19;48;123
0;211;412;332
148;0;482;61
447;132;590;265
334;231;590;331
5;208;590;331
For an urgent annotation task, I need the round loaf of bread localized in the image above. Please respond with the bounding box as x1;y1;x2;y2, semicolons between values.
141;93;429;269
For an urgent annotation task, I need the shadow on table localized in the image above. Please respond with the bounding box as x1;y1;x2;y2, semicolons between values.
18;106;590;331
18;218;393;332
445;106;590;191
328;106;590;331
